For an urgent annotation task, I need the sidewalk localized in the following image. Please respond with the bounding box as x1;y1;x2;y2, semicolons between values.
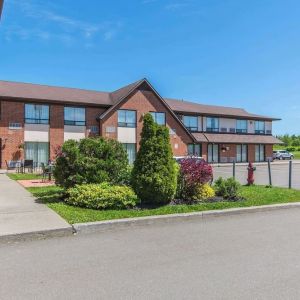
0;174;72;241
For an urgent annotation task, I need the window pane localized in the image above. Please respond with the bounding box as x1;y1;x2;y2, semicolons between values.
118;110;136;127
25;142;49;166
64;107;85;125
236;145;242;162
183;116;198;131
25;104;49;124
150;112;165;125
187;144;194;155
123;143;136;164
207;117;219;131
242;145;247;162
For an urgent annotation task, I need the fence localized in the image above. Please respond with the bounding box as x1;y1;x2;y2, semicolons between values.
212;160;300;189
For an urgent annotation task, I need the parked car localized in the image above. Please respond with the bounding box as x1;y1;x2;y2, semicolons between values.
273;150;294;160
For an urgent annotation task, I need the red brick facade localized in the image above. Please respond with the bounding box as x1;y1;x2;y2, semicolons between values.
0;87;274;169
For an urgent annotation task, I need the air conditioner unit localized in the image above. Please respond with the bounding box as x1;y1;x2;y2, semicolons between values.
229;128;236;133
220;128;227;132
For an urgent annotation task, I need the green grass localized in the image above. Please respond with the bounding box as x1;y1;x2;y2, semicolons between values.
27;185;300;224
7;173;43;180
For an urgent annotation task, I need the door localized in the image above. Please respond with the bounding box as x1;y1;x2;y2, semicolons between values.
208;144;219;163
236;144;248;162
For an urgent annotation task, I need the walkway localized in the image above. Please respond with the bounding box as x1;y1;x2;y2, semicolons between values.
0;174;72;239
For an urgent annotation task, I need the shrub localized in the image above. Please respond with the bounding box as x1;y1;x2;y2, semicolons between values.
53;138;129;189
193;184;215;201
286;147;296;152
214;177;241;200
177;158;213;200
66;183;138;210
131;113;177;206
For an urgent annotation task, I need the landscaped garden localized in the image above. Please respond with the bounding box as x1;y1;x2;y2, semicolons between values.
8;113;300;224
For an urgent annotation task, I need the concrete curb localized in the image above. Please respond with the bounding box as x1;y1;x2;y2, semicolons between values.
0;226;74;244
73;202;300;234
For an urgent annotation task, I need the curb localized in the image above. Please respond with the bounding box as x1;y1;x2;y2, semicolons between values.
0;226;74;244
73;202;300;234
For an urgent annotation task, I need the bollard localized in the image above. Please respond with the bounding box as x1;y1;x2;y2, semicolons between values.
289;160;292;189
268;159;272;186
233;160;236;179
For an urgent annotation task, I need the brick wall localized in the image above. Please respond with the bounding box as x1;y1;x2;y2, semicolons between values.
0;100;24;168
101;89;193;156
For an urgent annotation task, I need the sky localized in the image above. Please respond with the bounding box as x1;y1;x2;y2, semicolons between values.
1;0;300;135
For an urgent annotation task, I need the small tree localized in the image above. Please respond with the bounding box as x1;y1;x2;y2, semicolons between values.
53;137;129;189
177;158;213;200
131;113;177;206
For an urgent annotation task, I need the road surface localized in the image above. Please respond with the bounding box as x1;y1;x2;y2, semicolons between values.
2;209;300;299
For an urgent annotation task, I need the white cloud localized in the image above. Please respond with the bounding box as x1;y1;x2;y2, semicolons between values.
4;0;122;44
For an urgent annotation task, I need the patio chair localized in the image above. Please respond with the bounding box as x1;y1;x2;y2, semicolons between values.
23;160;34;173
41;163;52;182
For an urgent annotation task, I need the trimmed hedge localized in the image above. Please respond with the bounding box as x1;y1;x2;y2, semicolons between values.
66;183;138;210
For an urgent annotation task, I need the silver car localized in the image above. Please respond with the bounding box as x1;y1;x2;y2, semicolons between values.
273;150;294;160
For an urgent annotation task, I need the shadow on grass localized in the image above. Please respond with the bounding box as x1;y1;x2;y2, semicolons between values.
29;187;65;204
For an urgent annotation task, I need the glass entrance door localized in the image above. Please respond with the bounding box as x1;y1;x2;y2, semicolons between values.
208;144;219;163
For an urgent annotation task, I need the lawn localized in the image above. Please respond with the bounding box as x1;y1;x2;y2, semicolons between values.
7;173;43;181
27;185;300;224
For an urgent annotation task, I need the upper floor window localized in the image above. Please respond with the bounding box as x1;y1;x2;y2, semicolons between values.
236;120;248;133
183;116;198;131
64;107;86;126
118;110;136;127
255;121;265;134
206;117;219;132
25;104;49;124
150;112;166;126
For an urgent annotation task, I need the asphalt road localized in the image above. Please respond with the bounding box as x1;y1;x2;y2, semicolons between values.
2;209;300;299
213;160;300;189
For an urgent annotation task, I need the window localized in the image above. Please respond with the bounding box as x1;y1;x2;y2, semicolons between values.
183;116;198;131
122;143;136;164
207;144;219;163
255;121;265;134
25;104;49;124
236;120;247;133
90;125;99;135
150;112;166;125
118;110;136;127
206;117;219;132
255;144;265;162
64;107;85;126
25;142;49;166
187;144;202;156
236;144;247;162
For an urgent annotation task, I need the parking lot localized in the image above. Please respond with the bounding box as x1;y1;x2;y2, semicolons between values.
213;160;300;189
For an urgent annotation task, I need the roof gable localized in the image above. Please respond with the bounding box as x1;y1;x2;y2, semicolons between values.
99;78;196;142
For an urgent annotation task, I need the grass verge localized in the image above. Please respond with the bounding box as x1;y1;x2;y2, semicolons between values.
7;173;43;180
27;185;300;224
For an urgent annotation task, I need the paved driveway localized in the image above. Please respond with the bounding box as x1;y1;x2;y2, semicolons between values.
213;160;300;189
0;174;71;238
1;208;300;299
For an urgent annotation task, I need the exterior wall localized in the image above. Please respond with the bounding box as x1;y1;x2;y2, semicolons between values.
49;104;64;160
86;107;106;137
248;120;255;134
265;144;273;160
117;127;136;143
265;121;272;134
0;101;24;168
219;144;236;163
64;125;86;141
102;89;193;156
24;124;49;142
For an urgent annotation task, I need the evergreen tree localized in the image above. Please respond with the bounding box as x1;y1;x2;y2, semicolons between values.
131;113;177;206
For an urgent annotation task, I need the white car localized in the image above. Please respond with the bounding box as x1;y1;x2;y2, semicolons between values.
273;150;294;160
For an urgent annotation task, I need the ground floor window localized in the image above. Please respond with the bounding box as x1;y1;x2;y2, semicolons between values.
207;144;219;163
187;144;202;156
122;143;136;164
236;144;248;162
255;144;265;162
25;142;49;166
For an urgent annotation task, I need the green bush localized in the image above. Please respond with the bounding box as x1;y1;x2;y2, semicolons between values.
193;184;215;201
286;147;296;152
53;138;129;189
66;183;138;210
214;177;241;200
131;113;177;206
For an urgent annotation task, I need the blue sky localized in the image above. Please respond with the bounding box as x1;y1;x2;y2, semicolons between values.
1;0;300;135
